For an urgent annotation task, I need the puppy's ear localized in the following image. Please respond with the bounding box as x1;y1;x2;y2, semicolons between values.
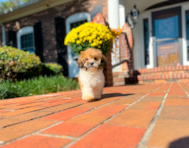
77;51;85;68
101;55;107;68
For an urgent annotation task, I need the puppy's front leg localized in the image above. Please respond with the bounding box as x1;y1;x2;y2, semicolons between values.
82;86;95;102
93;85;103;100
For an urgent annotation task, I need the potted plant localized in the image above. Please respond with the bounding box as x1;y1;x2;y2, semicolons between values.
64;22;121;60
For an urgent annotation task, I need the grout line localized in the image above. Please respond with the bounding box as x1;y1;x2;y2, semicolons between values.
63;84;165;148
137;83;172;148
0;121;63;146
33;121;64;134
1;99;82;120
103;85;164;124
0;84;163;147
1;112;53;129
59;90;136;121
0;89;134;146
178;82;189;98
0;103;82;129
37;133;76;140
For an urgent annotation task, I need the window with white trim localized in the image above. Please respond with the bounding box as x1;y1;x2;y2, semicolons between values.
17;26;35;53
66;12;91;78
70;20;87;29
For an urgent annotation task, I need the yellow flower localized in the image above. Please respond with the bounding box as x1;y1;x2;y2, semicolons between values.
64;22;121;54
76;40;81;44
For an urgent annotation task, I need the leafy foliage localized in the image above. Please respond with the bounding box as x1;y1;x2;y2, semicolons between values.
68;40;112;55
0;46;41;81
42;63;63;76
0;46;64;81
64;22;122;55
0;0;31;12
0;75;80;99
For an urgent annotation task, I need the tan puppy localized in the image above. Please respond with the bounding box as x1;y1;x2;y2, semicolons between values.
77;48;107;102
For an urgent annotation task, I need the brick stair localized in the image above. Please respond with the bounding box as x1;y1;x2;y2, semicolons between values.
113;71;138;86
137;65;189;84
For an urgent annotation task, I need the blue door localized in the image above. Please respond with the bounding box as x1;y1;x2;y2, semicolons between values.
152;7;181;67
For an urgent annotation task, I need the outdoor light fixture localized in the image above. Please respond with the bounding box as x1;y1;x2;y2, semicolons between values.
131;5;140;24
126;14;134;29
126;4;140;29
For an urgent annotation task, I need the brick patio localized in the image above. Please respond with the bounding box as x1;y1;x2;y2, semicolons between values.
0;82;189;148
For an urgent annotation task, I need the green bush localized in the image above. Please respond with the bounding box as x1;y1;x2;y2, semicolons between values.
0;46;65;81
0;75;80;99
0;46;41;81
42;63;63;76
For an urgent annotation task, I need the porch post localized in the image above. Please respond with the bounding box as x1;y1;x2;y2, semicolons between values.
108;0;119;29
108;0;120;71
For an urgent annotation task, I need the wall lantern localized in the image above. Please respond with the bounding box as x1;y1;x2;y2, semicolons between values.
131;5;140;24
126;5;140;29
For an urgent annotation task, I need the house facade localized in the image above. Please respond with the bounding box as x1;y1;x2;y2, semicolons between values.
0;0;189;85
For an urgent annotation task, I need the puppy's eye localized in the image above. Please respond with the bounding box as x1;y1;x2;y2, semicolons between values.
94;58;97;60
86;58;88;61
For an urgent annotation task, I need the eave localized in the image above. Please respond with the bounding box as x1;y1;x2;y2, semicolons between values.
0;0;73;23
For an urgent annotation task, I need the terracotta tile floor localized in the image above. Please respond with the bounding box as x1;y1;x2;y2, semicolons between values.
0;82;189;148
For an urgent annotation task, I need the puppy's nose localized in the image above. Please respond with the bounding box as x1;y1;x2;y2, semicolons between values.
91;63;94;66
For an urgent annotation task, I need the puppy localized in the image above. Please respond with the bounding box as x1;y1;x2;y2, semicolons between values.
77;48;107;102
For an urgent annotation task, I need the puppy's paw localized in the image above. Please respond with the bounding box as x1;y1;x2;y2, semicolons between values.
82;96;95;102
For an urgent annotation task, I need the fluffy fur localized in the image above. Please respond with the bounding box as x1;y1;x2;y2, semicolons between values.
78;48;107;102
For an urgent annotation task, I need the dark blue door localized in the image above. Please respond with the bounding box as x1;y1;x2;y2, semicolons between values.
152;7;181;67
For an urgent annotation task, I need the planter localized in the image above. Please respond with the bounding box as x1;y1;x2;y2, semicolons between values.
64;22;120;87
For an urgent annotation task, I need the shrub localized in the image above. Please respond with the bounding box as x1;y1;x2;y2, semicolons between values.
0;46;41;81
0;75;80;99
41;63;63;76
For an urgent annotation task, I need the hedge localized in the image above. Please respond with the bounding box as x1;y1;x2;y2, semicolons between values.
0;46;63;81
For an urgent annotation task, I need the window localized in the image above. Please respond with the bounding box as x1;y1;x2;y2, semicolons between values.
143;18;149;65
186;10;189;61
70;20;87;57
21;33;35;53
70;20;87;29
66;12;91;78
17;26;35;53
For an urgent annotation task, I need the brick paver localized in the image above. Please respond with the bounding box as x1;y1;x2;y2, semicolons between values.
0;82;189;148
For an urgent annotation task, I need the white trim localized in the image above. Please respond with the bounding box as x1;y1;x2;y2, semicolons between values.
66;12;91;78
17;26;35;50
182;4;189;65
112;4;125;72
137;1;189;68
119;5;125;28
108;0;119;29
140;12;154;69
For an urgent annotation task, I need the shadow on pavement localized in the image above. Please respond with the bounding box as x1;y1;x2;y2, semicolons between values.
168;137;189;148
102;93;134;99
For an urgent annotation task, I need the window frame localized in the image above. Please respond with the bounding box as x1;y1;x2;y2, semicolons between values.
17;26;35;52
185;10;189;61
143;18;150;66
70;20;87;30
140;12;154;69
66;12;91;78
